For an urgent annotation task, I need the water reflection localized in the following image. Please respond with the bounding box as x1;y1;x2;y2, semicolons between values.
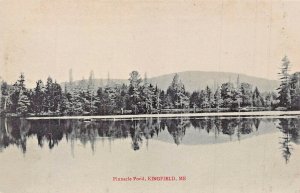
0;117;299;163
277;118;300;163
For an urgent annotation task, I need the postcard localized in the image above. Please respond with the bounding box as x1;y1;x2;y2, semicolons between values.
0;0;300;193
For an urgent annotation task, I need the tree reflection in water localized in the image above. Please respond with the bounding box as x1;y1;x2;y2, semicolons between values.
277;118;300;163
0;117;299;163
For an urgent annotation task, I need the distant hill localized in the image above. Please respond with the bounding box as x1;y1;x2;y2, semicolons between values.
148;71;279;92
61;71;279;92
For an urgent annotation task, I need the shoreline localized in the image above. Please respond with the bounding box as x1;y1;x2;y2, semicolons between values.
24;111;300;120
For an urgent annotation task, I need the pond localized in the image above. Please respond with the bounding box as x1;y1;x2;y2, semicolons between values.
0;116;300;193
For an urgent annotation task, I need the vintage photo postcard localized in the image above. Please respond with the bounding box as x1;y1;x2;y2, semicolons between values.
0;0;300;193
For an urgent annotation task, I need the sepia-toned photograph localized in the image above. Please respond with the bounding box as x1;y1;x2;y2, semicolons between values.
0;0;300;193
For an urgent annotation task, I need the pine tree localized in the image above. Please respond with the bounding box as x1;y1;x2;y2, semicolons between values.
17;91;30;115
95;87;105;114
141;73;154;113
277;56;292;109
10;73;30;113
152;85;162;111
104;83;117;114
17;73;26;91
190;91;199;109
71;88;84;115
234;84;242;110
16;73;30;115
33;80;45;114
44;77;63;113
60;93;71;115
159;90;167;109
167;74;188;109
52;81;63;113
204;86;214;110
0;81;12;112
198;90;206;108
87;70;96;114
290;72;300;109
115;84;127;114
252;87;264;107
240;82;253;107
214;86;223;110
128;71;142;114
45;77;54;112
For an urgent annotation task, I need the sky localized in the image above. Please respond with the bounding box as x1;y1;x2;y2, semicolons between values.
0;0;300;87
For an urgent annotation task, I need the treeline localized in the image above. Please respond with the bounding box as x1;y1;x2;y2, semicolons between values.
0;56;299;116
277;56;300;110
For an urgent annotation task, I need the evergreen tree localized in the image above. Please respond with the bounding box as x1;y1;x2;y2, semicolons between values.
95;86;115;115
53;81;63;113
60;93;72;115
141;73;154;113
44;77;54;112
44;77;63;113
240;82;253;107
167;74;188;109
86;70;96;114
32;80;45;114
221;82;235;108
10;73;27;112
234;84;242;109
95;87;105;114
277;56;292;109
17;73;26;91
128;71;142;114
71;88;84;115
252;87;264;107
104;83;117;114
159;90;168;109
17;92;30;115
14;74;30;115
290;72;300;110
115;84;128;113
190;91;199;109
214;86;223;110
204;86;214;110
0;81;12;112
153;85;162;111
198;90;206;108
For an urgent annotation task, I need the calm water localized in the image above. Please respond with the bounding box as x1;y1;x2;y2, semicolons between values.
0;116;300;193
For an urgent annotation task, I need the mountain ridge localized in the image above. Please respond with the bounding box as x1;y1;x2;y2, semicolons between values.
61;71;279;92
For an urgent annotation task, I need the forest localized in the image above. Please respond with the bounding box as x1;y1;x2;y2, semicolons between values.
0;56;299;117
